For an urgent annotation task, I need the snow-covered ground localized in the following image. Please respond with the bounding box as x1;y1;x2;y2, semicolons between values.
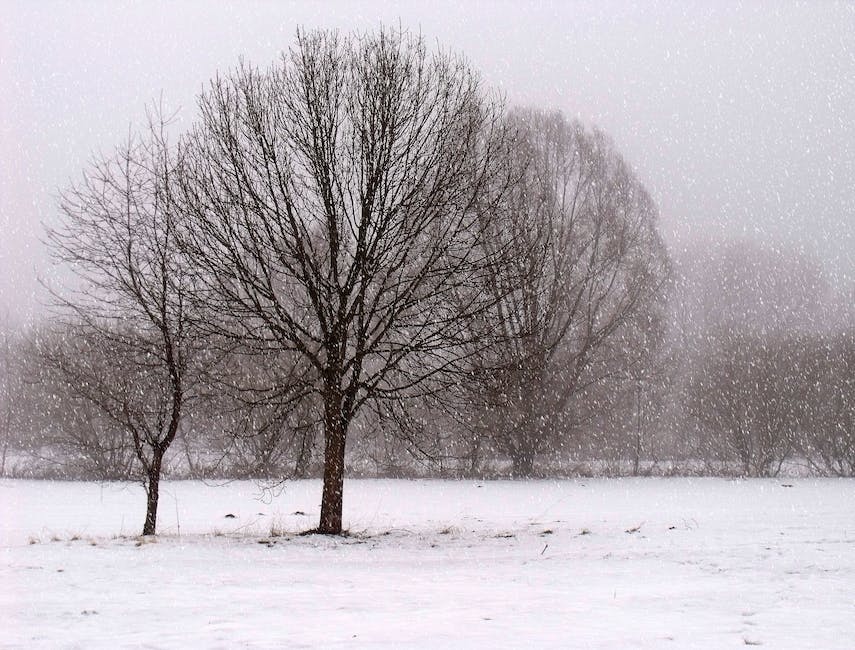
1;478;853;648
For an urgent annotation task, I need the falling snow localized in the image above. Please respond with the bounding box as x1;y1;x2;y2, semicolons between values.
1;3;854;648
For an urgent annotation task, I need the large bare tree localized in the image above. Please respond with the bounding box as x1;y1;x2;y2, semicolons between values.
46;110;197;535
468;109;670;476
178;29;507;533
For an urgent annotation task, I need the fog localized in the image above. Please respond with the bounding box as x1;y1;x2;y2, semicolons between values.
2;0;854;324
4;10;855;641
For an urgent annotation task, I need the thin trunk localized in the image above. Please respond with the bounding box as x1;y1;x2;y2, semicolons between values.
1;333;8;477
0;401;9;476
293;430;314;478
142;451;163;536
633;381;642;476
142;360;182;535
632;436;642;477
511;439;536;478
511;378;539;478
139;384;181;536
467;434;482;478
0;432;8;477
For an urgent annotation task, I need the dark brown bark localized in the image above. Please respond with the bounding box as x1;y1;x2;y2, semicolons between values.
139;377;181;536
318;421;346;534
318;369;348;534
142;452;163;536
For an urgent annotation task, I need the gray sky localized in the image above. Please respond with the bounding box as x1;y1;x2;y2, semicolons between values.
2;0;854;324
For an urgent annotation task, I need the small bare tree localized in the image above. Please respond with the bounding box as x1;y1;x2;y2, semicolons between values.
24;324;143;480
178;28;508;533
686;332;806;477
46;109;198;535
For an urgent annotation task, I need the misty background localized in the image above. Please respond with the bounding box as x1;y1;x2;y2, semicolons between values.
3;9;854;643
2;0;854;325
2;1;855;486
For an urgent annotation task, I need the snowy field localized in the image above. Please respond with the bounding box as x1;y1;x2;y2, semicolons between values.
1;478;854;649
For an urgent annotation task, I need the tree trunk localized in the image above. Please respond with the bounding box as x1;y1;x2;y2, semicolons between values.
633;380;643;476
466;434;483;478
142;452;163;536
318;388;347;534
511;399;539;478
293;430;314;479
0;425;8;477
511;444;535;478
0;438;8;477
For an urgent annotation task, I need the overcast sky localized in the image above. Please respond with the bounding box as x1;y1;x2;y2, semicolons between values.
2;0;854;324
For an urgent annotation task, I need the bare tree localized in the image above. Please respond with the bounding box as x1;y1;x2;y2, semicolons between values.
575;309;673;476
45;109;198;535
803;330;855;476
207;345;321;479
664;239;835;474
177;28;508;534
350;392;465;477
465;109;670;477
686;332;809;477
22;325;140;480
